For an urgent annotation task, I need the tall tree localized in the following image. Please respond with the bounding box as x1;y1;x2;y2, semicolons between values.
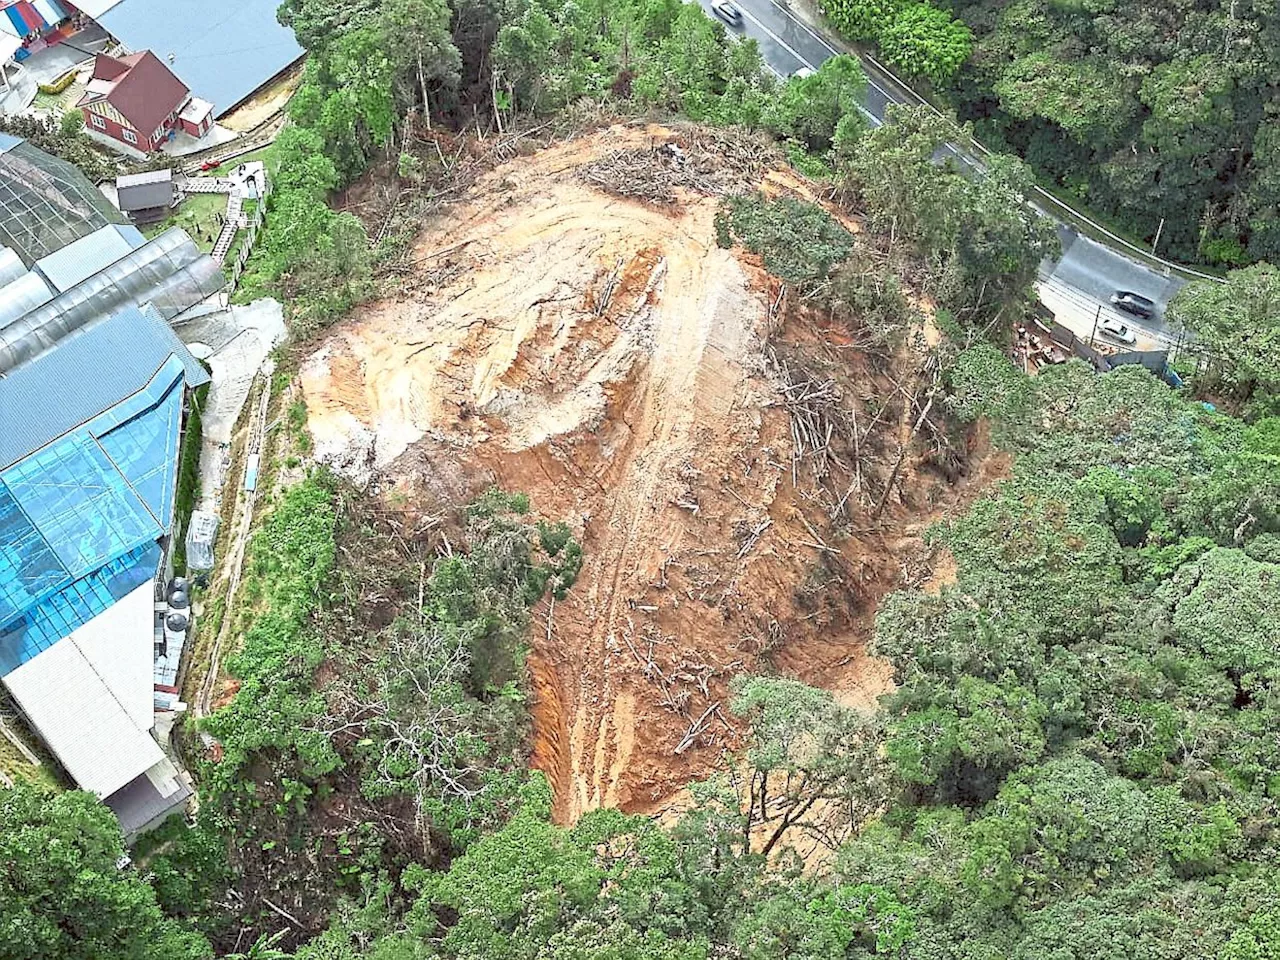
379;0;463;127
1168;263;1280;398
0;784;212;960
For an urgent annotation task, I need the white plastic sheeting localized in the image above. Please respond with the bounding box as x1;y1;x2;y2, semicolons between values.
184;510;217;571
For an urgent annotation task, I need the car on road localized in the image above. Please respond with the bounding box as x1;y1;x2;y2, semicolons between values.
1110;291;1156;319
711;0;742;24
1098;316;1137;345
791;66;815;79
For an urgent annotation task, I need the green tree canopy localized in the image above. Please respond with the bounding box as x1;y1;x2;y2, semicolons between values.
0;783;212;960
1168;264;1280;399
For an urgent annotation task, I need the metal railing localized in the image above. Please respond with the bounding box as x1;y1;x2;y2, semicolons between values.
225;176;271;292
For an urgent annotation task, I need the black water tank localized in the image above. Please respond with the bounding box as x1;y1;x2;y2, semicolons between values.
165;613;189;633
169;590;190;610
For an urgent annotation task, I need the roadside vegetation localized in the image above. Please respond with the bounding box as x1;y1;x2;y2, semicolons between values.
820;0;1280;269
6;0;1280;958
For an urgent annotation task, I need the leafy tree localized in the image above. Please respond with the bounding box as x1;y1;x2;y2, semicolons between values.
992;53;1132;146
941;473;1122;642
935;0;1280;264
277;0;379;51
944;341;1031;424
762;54;866;153
0;783;212;960
876;4;972;85
379;0;462;126
1168;264;1280;399
721;193;854;286
1163;547;1280;687
823;0;906;42
844;105;1057;312
731;676;887;854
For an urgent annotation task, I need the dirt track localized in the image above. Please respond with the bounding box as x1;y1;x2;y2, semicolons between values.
301;124;975;822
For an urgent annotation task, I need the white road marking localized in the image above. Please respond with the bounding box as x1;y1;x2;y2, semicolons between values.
717;1;883;124
749;0;902;116
729;3;814;72
763;0;841;58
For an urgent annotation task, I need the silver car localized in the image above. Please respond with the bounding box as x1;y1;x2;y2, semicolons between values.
712;0;742;24
1099;316;1137;345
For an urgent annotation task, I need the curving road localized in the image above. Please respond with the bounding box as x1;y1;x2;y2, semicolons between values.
699;0;1189;342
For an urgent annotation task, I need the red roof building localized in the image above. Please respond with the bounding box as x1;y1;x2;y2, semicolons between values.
78;51;213;154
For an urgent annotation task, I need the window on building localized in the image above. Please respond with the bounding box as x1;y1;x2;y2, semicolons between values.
122;129;137;145
90;113;105;130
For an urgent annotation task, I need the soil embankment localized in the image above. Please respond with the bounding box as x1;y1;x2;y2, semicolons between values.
301;123;989;822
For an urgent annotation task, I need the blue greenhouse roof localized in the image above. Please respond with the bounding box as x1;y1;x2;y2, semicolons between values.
0;307;206;675
0;304;208;471
0;541;160;676
98;0;305;115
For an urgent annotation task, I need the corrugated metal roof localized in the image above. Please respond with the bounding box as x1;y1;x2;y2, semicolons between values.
65;578;155;730
0;227;223;373
34;224;146;293
0;271;53;325
116;177;173;213
97;0;304;115
117;168;172;188
3;627;164;797
105;759;192;837
0;304;208;470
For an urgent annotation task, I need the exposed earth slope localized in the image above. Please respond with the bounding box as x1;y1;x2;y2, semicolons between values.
301;123;993;822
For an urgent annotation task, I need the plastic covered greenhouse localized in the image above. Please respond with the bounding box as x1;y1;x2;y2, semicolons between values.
0;132;125;264
0;227;225;374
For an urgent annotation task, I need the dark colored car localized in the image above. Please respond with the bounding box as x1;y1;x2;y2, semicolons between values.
712;0;742;24
1110;291;1156;319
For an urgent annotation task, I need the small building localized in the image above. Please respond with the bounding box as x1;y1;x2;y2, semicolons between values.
77;50;211;155
116;168;176;224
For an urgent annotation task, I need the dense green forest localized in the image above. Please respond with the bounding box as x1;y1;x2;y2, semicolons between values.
5;0;1280;957
822;0;1280;267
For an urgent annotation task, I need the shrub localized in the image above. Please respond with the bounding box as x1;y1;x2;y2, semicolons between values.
171;380;209;576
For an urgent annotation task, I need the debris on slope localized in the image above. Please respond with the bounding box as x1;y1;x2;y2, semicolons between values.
300;122;990;823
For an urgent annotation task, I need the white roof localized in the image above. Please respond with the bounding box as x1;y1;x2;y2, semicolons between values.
178;96;213;124
70;579;156;730
0;34;21;63
3;581;162;797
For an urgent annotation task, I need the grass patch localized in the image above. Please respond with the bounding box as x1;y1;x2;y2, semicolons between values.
204;147;271;178
146;192;226;254
0;706;60;791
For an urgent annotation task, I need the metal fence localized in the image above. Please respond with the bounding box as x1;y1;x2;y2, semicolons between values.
1043;318;1169;374
225;176;271;293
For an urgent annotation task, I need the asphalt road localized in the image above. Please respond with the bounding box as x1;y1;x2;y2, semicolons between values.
698;0;1186;336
